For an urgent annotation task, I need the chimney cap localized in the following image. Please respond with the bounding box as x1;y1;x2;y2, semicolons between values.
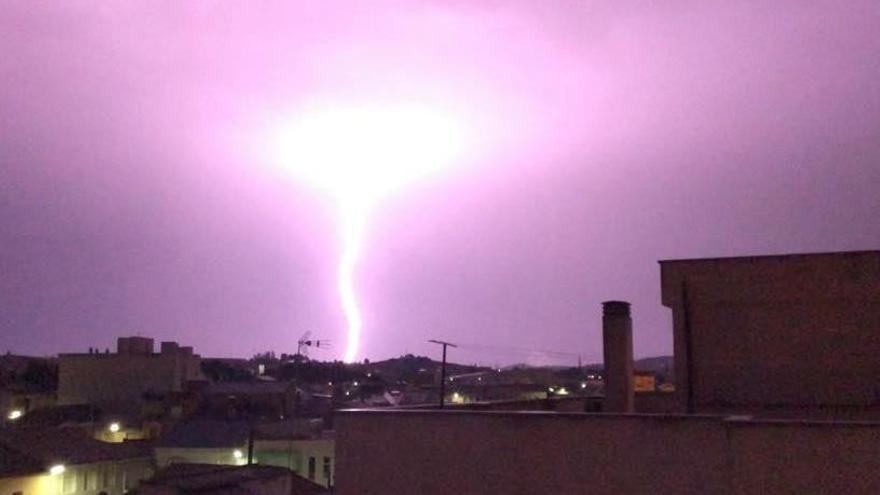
602;300;631;317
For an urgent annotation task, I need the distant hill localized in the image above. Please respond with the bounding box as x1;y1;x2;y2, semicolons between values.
357;354;488;382
434;355;674;375
634;356;674;373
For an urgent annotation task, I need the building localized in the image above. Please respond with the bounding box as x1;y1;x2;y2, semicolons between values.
154;420;250;468
1;387;56;427
254;424;335;488
195;381;300;420
660;250;880;417
152;418;336;489
1;354;57;425
134;463;327;495
333;250;880;494
0;427;154;495
58;337;204;415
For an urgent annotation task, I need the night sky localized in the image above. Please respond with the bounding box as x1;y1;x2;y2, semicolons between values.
2;1;879;365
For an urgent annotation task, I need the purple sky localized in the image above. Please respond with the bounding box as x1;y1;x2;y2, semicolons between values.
2;1;879;365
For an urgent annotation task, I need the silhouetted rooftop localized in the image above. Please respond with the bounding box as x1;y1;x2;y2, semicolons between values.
138;463;327;494
659;249;880;264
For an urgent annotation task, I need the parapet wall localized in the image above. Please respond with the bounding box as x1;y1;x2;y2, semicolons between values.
335;409;880;495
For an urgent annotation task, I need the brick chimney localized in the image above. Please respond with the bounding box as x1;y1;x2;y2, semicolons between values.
602;301;634;413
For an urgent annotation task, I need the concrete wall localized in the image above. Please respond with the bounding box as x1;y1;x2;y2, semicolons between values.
660;251;880;413
335;410;880;495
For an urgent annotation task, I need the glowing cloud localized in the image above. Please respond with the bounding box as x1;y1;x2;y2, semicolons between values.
275;102;465;362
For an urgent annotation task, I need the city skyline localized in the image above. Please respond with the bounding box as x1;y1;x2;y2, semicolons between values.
2;1;879;364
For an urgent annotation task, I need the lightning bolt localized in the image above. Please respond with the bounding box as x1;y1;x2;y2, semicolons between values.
272;103;466;363
339;200;367;363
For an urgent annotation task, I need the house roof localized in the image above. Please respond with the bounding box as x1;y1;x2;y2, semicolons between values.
204;381;293;396
15;404;100;428
156;420;251;448
252;420;323;441
0;442;44;477
137;463;328;494
658;249;880;265
0;427;151;475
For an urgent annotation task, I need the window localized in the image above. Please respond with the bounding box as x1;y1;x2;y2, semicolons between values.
308;457;316;480
323;456;331;483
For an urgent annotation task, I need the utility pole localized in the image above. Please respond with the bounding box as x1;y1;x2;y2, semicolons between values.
428;339;457;408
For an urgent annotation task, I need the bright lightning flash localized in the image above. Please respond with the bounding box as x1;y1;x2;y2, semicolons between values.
275;102;465;362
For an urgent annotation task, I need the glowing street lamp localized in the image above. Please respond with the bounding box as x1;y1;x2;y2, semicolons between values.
108;422;120;433
7;409;22;421
275;102;466;362
49;465;66;476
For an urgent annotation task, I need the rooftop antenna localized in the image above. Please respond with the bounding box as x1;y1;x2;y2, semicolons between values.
428;339;458;409
297;330;331;358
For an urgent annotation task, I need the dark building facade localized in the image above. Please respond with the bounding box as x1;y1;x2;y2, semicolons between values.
660;250;880;417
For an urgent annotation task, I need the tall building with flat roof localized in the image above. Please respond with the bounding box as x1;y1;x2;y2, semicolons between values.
58;337;204;414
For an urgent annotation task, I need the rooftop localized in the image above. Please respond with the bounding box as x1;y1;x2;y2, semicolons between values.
204;381;294;396
658;249;880;264
0;427;151;475
156;420;251;449
138;463;327;494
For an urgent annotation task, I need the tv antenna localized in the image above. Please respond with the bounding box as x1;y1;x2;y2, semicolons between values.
297;330;330;358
